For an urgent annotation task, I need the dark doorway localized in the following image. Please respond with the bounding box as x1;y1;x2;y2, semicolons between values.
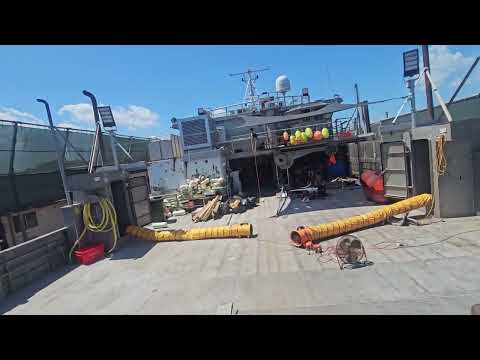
411;139;432;195
229;155;277;196
0;221;7;250
111;181;130;236
289;151;329;188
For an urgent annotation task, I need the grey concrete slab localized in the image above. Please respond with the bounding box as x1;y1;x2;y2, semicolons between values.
448;237;480;256
373;262;429;299
398;260;465;296
2;188;480;315
234;271;317;313
402;245;444;261
247;296;473;315
427;256;480;293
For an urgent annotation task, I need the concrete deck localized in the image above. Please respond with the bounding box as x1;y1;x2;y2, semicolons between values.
2;187;480;315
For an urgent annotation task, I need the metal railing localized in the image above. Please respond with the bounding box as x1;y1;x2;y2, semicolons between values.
213;115;357;152
0;118;149;140
205;94;311;118
265;117;356;148
0;118;151;175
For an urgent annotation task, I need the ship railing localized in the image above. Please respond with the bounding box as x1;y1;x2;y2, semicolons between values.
205;94;310;118
215;116;356;150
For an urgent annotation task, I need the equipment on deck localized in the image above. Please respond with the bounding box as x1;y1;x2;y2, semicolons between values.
68;196;118;261
290;193;433;247
59;91;152;263
74;243;105;265
335;235;368;270
126;223;253;241
315;235;369;270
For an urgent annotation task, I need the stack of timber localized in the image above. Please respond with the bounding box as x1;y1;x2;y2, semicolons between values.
192;195;222;222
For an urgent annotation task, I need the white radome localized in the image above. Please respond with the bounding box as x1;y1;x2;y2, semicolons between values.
275;75;291;94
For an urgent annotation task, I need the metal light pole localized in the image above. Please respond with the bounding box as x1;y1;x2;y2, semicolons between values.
83;90;106;173
422;45;435;122
406;79;417;131
354;84;362;134
37;99;72;205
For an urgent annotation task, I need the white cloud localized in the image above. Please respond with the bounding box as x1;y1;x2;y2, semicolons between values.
58;103;93;123
56;122;94;130
418;45;479;90
112;105;159;129
58;103;159;130
0;107;44;124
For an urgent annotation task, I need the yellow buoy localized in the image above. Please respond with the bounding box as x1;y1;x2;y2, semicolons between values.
305;127;313;138
301;132;308;143
321;127;329;139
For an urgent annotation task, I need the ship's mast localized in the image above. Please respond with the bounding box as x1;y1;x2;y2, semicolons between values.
229;67;270;107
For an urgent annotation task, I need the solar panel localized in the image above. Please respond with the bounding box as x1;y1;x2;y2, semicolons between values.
98;106;116;128
403;49;419;78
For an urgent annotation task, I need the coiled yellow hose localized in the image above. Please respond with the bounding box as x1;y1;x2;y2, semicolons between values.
126;223;253;241
68;197;118;261
435;134;447;176
290;193;433;246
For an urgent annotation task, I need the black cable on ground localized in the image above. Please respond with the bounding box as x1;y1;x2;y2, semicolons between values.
370;228;480;250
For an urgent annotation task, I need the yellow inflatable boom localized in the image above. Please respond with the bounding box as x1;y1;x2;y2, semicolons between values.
126;223;253;242
290;193;433;247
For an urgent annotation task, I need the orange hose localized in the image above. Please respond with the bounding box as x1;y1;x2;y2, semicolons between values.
290;193;433;247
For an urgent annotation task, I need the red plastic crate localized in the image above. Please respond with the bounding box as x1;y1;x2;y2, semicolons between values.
74;243;105;265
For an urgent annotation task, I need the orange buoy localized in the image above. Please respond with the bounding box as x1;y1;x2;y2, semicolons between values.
313;130;323;141
329;153;337;165
361;170;384;192
361;170;379;188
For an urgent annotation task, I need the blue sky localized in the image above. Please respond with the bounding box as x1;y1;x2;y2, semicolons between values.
0;45;479;138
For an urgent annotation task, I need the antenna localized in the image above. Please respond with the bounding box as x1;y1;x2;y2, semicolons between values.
229;67;270;105
325;64;336;96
